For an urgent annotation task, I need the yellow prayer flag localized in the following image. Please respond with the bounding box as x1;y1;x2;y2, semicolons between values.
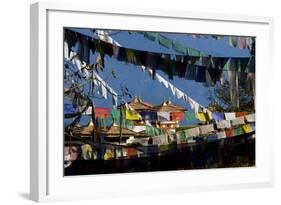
84;144;92;153
126;49;135;62
197;112;207;122
125;109;142;120
242;124;253;133
104;150;114;160
206;111;213;121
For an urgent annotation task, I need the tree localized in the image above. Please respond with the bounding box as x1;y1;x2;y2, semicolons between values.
206;81;255;113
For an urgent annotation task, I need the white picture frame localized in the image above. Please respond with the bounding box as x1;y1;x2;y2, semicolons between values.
30;2;274;202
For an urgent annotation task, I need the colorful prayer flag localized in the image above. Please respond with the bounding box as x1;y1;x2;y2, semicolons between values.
171;112;185;121
236;112;248;118
185;112;197;122
125;109;142;120
242;124;253;133
212;112;224;122
95;107;111;118
197;112;207;122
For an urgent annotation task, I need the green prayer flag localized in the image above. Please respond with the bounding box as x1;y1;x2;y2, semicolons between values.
109;109;120;124
109;109;135;128
172;41;186;54
223;58;231;70
158;35;172;48
229;58;240;71
235;127;244;136
145;125;165;136
187;48;200;56
245;57;255;73
179;131;187;141
144;32;158;41
199;51;209;57
229;36;238;47
239;58;250;72
185;112;197;122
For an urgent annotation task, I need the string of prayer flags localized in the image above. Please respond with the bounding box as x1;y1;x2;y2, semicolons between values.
66;27;255;104
144;66;211;114
67;29;254;76
155;73;169;88
174;116;255;144
143;31;202;56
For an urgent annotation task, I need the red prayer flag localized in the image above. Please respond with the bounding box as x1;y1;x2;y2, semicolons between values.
125;148;138;158
95;107;111;118
236;112;248;118
225;128;234;138
172;112;185;121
